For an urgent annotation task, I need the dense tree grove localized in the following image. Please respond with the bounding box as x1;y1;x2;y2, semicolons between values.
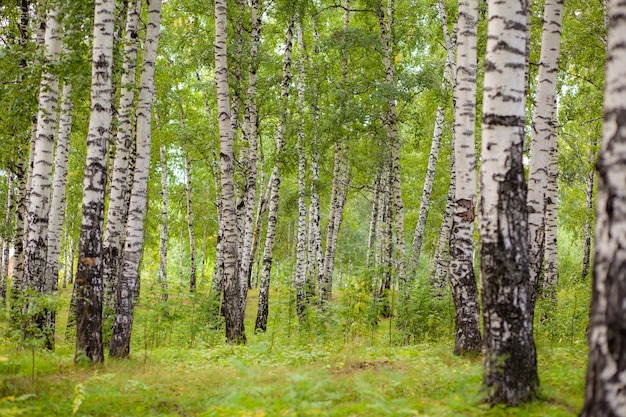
0;0;616;410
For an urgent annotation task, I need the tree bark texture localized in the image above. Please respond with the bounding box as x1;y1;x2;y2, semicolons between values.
581;169;594;280
527;0;563;314
542;129;559;307
109;0;162;359
75;0;116;364
1;173;14;300
255;17;295;333
448;0;481;356
479;0;538;404
159;143;169;301
215;0;245;343
431;151;455;293
184;145;197;292
102;0;141;325
580;0;626;413
23;3;62;349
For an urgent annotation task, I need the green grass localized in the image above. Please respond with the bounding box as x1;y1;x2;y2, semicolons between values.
0;284;588;417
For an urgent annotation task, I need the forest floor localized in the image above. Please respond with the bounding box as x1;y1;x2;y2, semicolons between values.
0;286;587;417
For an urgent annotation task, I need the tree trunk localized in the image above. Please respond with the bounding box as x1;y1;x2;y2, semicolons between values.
23;2;62;350
581;169;594;280
1;173;14;300
527;0;564;316
211;154;224;296
109;0;162;359
238;0;261;316
542;126;559;309
410;0;455;272
448;0;481;356
184;144;197;292
430;151;455;293
255;16;295;333
581;2;626;413
215;0;245;343
295;19;308;320
479;0;538;403
102;0;141;326
75;0;116;365
159;143;169;302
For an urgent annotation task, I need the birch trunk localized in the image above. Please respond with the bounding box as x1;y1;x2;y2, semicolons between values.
366;172;381;270
431;151;455;292
159;143;169;301
102;0;141;324
109;0;162;358
542;130;559;306
581;169;594;280
449;0;481;355
238;0;261;315
581;2;626;412
22;2;62;349
410;0;455;270
211;155;224;296
10;157;27;310
294;19;308;319
1;173;14;300
75;0;116;364
527;0;563;314
377;0;407;299
480;0;538;403
215;0;245;343
255;17;295;333
184;145;197;292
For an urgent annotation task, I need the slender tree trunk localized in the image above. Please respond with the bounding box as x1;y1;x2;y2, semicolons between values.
10;158;27;315
431;151;455;293
581;2;626;412
255;16;295;333
215;0;245;343
448;0;481;355
581;169;594;280
211;155;224;296
366;173;381;270
23;2;62;350
410;0;455;271
238;0;261;316
109;0;162;358
184;144;197;292
479;0;538;403
159;143;169;302
294;19;308;320
102;0;141;326
527;0;563;316
75;0;116;364
377;0;407;300
1;174;14;300
542;128;559;308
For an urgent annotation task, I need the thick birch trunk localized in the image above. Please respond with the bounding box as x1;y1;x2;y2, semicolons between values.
238;0;261;316
109;0;162;358
75;0;116;364
23;3;62;349
448;0;481;355
215;0;245;343
480;0;538;403
255;17;295;333
581;169;594;280
159;143;169;301
184;146;197;292
581;1;626;412
527;0;563;315
102;0;141;324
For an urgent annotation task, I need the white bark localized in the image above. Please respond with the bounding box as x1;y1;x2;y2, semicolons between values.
184;145;197;292
109;0;162;358
102;0;141;318
159;143;169;301
1;173;14;300
527;0;563;313
75;0;116;364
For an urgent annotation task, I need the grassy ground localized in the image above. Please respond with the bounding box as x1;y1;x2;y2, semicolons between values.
0;285;588;417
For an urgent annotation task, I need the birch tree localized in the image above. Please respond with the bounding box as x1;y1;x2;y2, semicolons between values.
255;16;295;333
184;143;197;292
449;0;481;355
159;143;169;301
23;2;62;349
75;0;116;364
102;0;141;324
479;0;538;403
580;0;626;412
527;0;563;315
109;0;162;358
215;0;245;343
1;173;14;300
